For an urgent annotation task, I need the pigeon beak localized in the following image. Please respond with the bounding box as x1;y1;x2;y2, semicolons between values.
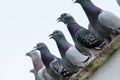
29;69;34;73
73;0;78;3
49;33;53;39
57;17;61;22
33;46;37;50
26;52;30;56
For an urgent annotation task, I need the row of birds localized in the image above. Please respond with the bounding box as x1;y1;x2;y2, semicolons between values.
26;0;120;80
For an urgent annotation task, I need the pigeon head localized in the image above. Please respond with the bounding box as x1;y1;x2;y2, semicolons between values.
26;50;44;70
33;42;53;57
26;50;40;58
34;42;55;67
49;30;65;41
57;13;75;24
49;30;72;57
33;42;48;51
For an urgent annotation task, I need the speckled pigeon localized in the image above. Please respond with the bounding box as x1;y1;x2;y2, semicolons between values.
74;0;120;42
33;42;74;80
26;50;44;80
49;30;91;73
57;13;106;56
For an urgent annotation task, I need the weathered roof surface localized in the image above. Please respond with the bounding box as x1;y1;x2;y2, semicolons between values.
71;35;120;80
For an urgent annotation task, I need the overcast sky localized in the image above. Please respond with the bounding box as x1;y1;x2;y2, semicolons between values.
0;0;120;80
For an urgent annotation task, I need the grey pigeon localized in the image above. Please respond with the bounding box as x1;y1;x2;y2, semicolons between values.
74;0;120;42
33;42;74;80
26;50;44;80
49;30;91;73
57;13;106;56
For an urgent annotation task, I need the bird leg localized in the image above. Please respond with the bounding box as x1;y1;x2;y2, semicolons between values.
69;77;75;80
95;51;101;57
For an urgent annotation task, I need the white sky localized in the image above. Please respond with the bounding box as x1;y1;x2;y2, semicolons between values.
0;0;120;80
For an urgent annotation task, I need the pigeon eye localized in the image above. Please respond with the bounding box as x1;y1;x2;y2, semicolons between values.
54;31;59;34
63;13;67;17
61;13;67;18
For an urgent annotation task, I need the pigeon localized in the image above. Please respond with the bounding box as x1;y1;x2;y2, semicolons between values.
26;50;58;80
57;13;106;56
74;0;120;42
33;42;74;80
49;30;91;73
117;0;120;6
26;50;44;80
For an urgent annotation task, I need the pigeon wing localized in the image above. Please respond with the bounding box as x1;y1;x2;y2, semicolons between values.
75;29;105;49
99;11;120;29
50;58;73;80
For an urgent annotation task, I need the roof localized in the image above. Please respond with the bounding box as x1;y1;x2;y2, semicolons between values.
71;35;120;80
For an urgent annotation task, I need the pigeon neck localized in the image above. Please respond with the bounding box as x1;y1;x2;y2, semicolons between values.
79;0;101;23
67;21;82;40
32;56;44;71
39;48;55;68
55;37;71;57
66;18;75;24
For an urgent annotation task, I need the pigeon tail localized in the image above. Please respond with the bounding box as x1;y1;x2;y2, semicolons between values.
94;40;106;50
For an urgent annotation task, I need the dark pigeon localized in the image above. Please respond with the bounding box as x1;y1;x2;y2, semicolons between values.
33;42;74;80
